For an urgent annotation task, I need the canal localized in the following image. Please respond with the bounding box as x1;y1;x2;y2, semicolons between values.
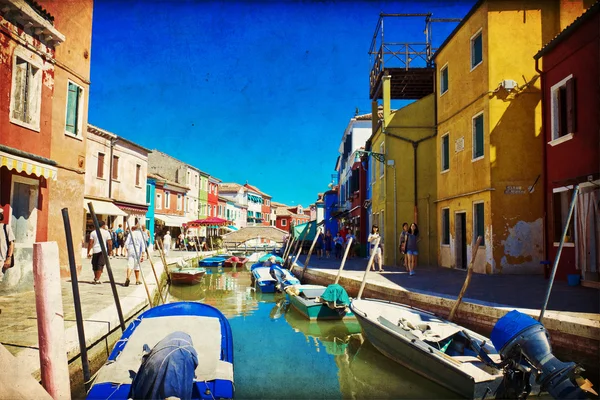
167;265;460;399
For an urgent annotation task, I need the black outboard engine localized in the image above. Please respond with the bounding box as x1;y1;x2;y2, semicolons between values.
491;310;595;399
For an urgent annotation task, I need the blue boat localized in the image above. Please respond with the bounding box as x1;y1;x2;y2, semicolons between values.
199;254;232;267
87;302;234;400
251;266;277;293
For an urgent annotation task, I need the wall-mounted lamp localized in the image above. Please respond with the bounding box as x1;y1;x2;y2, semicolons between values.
354;150;385;163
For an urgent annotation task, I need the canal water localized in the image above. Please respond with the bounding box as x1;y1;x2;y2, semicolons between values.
167;265;460;399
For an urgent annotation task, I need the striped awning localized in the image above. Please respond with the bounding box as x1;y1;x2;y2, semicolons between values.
0;150;57;180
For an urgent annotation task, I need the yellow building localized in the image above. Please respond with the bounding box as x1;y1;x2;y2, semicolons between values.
434;0;590;274
367;81;436;267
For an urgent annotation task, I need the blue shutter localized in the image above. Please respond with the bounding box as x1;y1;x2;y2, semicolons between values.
475;203;485;246
442;209;450;245
472;33;483;67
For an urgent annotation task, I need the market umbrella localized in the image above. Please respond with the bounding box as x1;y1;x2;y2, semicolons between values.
258;254;284;263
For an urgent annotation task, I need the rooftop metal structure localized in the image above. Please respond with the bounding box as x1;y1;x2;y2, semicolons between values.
369;13;461;100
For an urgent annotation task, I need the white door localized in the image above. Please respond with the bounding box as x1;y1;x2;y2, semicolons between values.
10;176;39;247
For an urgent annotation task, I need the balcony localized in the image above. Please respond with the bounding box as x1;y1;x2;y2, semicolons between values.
0;0;65;47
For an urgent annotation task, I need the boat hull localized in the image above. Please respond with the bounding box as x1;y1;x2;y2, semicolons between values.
351;299;502;400
170;269;206;285
86;302;234;400
289;292;355;321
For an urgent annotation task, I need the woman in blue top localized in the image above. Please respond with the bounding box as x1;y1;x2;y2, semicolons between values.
406;223;419;276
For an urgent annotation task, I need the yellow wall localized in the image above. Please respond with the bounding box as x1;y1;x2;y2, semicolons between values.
434;0;568;274
370;91;436;267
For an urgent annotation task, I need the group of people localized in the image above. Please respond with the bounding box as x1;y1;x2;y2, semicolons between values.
87;221;151;286
316;227;357;260
367;222;420;275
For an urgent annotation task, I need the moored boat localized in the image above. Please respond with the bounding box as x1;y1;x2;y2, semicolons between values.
169;267;206;285
199;254;232;267
251;266;277;293
350;298;503;399
87;302;234;400
222;255;248;268
286;283;355;320
268;264;300;290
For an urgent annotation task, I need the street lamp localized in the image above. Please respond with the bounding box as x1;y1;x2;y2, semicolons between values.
354;149;385;163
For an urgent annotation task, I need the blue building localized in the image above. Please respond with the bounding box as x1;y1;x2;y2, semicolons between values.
145;177;156;245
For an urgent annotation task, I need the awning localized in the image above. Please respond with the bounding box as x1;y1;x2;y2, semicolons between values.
155;214;190;227
0;149;58;181
114;202;148;216
84;198;127;217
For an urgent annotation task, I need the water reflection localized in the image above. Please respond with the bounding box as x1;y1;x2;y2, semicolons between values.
167;270;460;399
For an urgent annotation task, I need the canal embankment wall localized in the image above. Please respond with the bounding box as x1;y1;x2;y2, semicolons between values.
293;265;600;374
9;250;218;398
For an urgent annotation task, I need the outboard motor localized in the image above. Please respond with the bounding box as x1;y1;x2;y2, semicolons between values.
491;310;595;399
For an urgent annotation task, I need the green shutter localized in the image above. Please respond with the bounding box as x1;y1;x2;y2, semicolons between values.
442;136;449;170
66;82;79;134
475;203;485;246
474;115;484;158
472;33;483;67
442;209;450;245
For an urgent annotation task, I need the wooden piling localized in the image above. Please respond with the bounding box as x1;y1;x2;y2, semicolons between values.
448;236;482;322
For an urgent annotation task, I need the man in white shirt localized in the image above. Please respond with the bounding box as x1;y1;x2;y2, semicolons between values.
163;231;172;257
1;208;15;281
87;220;113;284
124;224;147;287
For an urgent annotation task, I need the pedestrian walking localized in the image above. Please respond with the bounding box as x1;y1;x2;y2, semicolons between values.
398;222;409;271
163;231;172;257
324;230;333;259
115;224;125;257
124;223;147;287
367;225;383;272
87;220;112;284
345;230;356;258
333;232;344;259
316;231;324;259
406;223;420;276
0;208;15;281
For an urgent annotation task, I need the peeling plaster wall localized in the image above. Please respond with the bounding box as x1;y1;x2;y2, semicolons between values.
499;218;544;274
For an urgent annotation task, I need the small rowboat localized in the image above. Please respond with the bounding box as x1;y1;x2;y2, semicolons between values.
286;284;355;320
169;267;206;285
87;302;234;399
251;266;277;293
222;256;248;268
199;254;232;267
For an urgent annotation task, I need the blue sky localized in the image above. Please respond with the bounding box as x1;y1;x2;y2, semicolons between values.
90;0;472;207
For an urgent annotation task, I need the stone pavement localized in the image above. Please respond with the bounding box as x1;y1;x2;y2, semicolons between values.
295;254;600;317
0;249;204;358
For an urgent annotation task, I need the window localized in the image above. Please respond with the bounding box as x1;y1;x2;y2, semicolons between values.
165;191;170;209
379;142;385;178
135;164;141;186
473;202;485;246
175;169;179;183
64;81;85;136
156;193;162;210
10;51;42;130
146;184;151;204
177;194;182;211
112;156;119;180
472;112;484;160
441;208;450;245
97;153;105;178
552;187;575;243
441;133;450;172
440;64;449;95
550;75;576;143
187;171;190;185
471;30;483;69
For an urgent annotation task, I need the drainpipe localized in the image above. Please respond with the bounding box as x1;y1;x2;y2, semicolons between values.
535;57;548;269
413;142;418;223
108;137;117;199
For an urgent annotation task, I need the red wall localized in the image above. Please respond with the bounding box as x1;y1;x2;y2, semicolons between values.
207;182;218;215
542;13;600;280
261;200;271;226
276;216;291;231
155;186;185;216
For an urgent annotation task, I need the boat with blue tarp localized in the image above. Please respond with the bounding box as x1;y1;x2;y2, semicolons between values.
286;283;355;320
199;254;232;267
87;302;234;400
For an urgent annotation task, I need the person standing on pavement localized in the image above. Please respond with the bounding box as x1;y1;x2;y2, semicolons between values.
124;224;147;287
345;230;356;259
406;223;420;276
367;225;383;272
398;222;409;271
333;232;344;259
324;230;333;259
0;208;15;280
163;231;172;257
115;224;125;257
87;220;112;284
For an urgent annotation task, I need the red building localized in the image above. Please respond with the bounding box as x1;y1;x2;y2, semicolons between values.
534;2;599;286
244;183;272;226
207;176;221;217
217;196;227;219
1;2;65;289
273;203;310;232
151;173;188;238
